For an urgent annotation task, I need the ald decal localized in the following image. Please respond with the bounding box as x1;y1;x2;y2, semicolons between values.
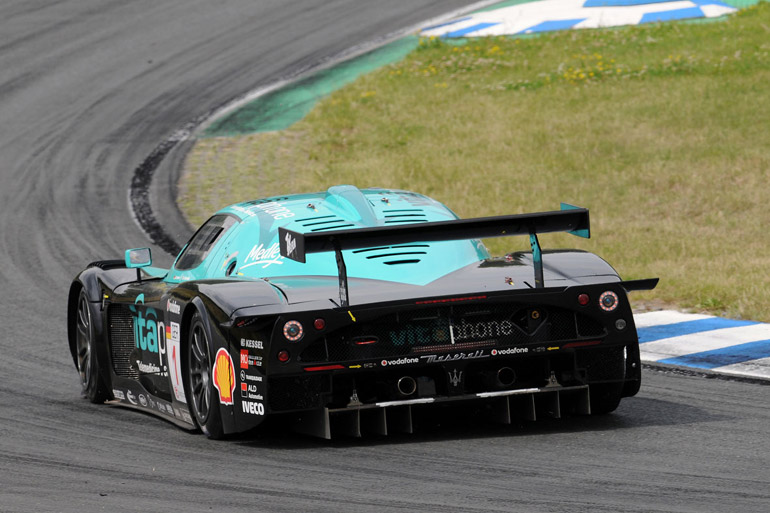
129;294;158;352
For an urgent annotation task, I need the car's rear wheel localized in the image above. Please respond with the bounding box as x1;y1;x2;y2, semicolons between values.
187;311;225;439
75;289;109;403
588;347;626;414
589;382;624;414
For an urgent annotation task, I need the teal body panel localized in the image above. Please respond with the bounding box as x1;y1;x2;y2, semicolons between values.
165;186;490;286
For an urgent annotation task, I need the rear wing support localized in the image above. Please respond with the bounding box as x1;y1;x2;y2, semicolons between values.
280;204;590;307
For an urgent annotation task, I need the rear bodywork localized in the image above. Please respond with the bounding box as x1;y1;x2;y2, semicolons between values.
68;186;656;438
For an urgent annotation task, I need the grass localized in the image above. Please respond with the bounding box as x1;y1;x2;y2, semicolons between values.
180;3;770;320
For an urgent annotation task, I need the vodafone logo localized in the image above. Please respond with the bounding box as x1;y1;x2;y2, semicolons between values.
380;357;418;367
491;347;528;356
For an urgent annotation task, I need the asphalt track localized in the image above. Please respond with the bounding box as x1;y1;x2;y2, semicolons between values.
1;1;769;512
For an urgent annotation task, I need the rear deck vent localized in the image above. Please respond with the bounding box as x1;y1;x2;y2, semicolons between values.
311;223;355;231
353;244;429;264
382;210;428;224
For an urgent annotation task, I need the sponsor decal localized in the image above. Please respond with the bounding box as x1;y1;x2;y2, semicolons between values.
239;370;263;383
255;201;294;220
240;338;264;350
240;383;264;401
491;347;528;356
129;295;158;353
138;394;148;407
380;357;419;367
174;408;194;424
420;349;489;364
389;318;513;347
239;350;263;369
231;201;295;220
167;321;185;402
152;400;174;416
241;243;284;269
112;389;125;401
166;299;181;315
240;350;248;369
452;319;513;342
136;360;161;374
212;348;235;406
241;401;265;416
126;390;137;405
130;294;172;378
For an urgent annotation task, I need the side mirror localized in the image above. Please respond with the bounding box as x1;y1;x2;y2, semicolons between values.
125;248;152;268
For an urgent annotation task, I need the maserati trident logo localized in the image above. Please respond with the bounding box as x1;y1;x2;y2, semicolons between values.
284;232;297;257
448;369;463;387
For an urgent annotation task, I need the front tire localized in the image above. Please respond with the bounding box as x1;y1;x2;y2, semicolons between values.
186;311;225;439
75;289;109;403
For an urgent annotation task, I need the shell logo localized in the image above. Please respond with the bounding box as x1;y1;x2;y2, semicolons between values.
212;348;235;406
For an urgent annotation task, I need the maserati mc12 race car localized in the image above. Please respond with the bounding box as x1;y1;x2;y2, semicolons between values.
68;185;657;438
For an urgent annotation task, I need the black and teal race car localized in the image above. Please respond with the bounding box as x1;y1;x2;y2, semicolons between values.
68;185;657;438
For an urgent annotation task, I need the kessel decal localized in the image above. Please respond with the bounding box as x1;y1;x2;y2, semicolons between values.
212;348;236;406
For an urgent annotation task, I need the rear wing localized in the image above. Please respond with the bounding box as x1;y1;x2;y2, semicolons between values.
279;204;590;307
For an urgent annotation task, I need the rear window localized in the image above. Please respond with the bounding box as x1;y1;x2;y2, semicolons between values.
175;214;237;271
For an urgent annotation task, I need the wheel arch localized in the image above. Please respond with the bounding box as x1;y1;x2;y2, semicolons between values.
66;281;84;368
181;295;236;438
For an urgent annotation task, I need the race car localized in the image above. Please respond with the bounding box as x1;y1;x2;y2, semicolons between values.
68;185;657;439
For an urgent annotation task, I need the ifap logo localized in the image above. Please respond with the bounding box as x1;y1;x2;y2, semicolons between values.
212;348;235;406
129;294;159;353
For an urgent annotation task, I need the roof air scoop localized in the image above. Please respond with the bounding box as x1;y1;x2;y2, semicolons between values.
325;185;379;227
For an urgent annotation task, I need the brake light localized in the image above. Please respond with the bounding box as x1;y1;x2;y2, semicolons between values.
599;291;619;312
283;320;304;341
563;340;601;349
304;364;345;372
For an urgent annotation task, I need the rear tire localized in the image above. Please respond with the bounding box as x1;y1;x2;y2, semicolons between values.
75;289;109;403
588;347;626;414
589;382;624;414
186;311;225;439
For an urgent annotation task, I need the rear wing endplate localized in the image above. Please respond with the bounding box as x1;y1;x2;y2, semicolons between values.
279;204;590;307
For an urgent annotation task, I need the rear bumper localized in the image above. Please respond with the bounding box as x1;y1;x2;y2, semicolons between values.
288;383;591;439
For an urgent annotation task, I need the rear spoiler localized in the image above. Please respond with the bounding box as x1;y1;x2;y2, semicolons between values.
279;204;590;307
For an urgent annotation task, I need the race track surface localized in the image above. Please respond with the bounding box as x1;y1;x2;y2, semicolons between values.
1;2;769;511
